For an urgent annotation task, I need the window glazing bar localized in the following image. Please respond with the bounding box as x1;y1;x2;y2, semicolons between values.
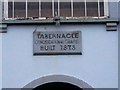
26;0;27;18
52;0;54;17
58;0;60;16
98;0;100;17
104;0;109;17
4;0;8;18
12;0;14;18
71;0;73;17
39;0;41;17
84;0;87;17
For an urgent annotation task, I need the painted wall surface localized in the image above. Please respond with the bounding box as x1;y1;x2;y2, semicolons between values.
109;2;118;19
2;25;118;88
109;0;119;19
0;32;2;90
0;1;3;90
118;1;120;90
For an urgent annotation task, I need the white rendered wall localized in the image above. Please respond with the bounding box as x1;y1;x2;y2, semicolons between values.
0;1;3;90
2;25;118;88
0;32;2;90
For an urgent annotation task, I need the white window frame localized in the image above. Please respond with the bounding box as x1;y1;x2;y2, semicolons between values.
104;0;109;17
52;0;54;17
71;0;73;17
3;0;8;18
39;0;41;17
4;0;109;19
26;0;27;18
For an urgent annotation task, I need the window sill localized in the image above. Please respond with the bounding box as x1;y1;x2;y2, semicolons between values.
1;18;119;25
0;18;119;33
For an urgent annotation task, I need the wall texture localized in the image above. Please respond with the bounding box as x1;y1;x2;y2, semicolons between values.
1;0;119;89
118;1;120;90
0;1;3;90
2;25;118;88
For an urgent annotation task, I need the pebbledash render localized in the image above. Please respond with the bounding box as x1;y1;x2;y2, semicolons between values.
0;0;119;90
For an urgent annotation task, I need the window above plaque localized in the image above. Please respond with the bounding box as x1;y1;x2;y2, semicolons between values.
4;0;108;20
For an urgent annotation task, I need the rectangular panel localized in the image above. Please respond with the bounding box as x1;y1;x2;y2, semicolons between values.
86;1;98;16
60;0;71;17
33;31;82;55
27;0;39;18
8;2;13;18
14;2;26;18
73;0;85;17
41;0;52;18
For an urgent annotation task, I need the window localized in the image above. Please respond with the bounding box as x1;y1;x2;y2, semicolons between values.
6;0;108;19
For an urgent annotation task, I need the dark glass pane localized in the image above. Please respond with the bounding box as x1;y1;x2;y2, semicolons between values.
28;1;39;18
33;82;83;90
14;2;26;18
99;0;104;16
60;1;71;17
73;0;85;17
41;0;52;18
86;1;98;16
8;2;12;18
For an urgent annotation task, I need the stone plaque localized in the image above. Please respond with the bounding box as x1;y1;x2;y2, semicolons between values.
33;31;82;55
